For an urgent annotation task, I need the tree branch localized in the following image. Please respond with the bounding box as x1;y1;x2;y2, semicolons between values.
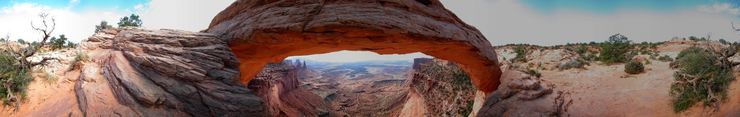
29;57;58;67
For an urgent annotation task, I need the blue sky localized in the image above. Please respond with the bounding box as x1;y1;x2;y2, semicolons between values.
521;0;717;13
0;0;233;42
440;0;740;45
0;0;148;11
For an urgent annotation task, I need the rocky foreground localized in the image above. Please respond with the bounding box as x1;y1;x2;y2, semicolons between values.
1;28;266;116
478;39;740;117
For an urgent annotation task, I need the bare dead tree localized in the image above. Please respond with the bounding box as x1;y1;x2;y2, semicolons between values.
0;12;59;109
23;12;58;69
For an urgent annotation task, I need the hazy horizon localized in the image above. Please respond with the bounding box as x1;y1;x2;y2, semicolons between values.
285;50;432;63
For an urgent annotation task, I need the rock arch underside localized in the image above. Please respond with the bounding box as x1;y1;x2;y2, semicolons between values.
207;0;502;93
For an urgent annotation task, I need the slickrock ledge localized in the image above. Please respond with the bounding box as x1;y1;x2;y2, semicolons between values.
84;28;266;116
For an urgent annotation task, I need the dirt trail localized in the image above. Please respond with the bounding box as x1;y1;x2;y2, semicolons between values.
398;89;427;117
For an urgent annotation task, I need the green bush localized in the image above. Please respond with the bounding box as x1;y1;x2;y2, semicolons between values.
525;69;541;77
49;35;77;50
512;45;528;62
49;35;68;50
16;39;26;45
599;34;632;64
575;45;589;55
624;60;644;74
658;55;673;62
670;47;735;112
68;52;89;71
95;21;113;33
719;39;728;45
558;59;589;70
118;14;142;27
583;53;598;61
0;52;32;106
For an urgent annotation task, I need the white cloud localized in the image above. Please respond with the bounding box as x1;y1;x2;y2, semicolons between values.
441;0;740;46
699;3;740;16
67;0;80;8
0;3;125;42
138;0;235;31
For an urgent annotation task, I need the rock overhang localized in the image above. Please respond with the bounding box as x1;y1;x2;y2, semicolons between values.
207;0;502;93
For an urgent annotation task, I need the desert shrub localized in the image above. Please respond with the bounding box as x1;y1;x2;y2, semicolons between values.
118;14;142;27
583;53;598;61
670;47;735;112
68;52;89;71
65;41;78;48
0;52;32;106
0;12;58;108
599;34;632;64
624;60;644;74
575;45;589;55
525;69;541;78
94;21;113;33
16;39;26;45
49;35;68;50
512;45;527;62
718;39;728;45
558;59;589;70
658;55;673;62
42;71;57;84
645;59;651;65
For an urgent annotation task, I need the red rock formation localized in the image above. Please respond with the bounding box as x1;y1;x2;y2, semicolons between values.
247;61;329;117
476;70;557;117
207;0;502;93
84;28;266;116
404;58;477;116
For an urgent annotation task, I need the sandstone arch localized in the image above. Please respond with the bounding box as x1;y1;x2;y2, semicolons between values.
207;0;502;93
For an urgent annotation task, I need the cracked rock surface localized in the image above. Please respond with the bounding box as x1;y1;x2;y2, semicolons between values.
79;28;266;116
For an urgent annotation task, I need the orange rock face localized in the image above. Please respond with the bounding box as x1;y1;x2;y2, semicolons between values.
207;0;502;93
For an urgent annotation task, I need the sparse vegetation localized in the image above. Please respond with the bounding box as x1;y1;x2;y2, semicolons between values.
575;45;589;55
68;52;89;71
624;60;644;74
599;34;632;64
118;14;142;27
42;71;57;84
16;39;26;45
512;45;528;62
558;58;589;70
48;35;77;50
525;69;542;78
0;53;31;107
0;13;58;107
95;21;113;33
657;55;673;62
670;47;735;112
718;39;728;45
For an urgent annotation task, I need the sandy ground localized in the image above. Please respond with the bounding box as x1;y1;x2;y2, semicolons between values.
541;61;740;117
0;70;83;117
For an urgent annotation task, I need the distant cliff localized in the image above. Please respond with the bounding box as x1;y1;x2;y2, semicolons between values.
247;60;329;117
400;58;477;117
